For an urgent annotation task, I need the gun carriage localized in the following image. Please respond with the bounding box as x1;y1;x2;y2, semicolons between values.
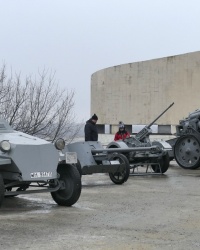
65;141;161;184
107;103;174;174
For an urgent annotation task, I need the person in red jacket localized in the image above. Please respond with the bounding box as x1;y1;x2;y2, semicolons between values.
114;121;130;141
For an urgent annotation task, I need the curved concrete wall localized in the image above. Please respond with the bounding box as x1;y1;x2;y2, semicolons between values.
91;51;200;133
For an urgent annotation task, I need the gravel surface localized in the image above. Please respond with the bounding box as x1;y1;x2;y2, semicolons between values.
1;161;200;250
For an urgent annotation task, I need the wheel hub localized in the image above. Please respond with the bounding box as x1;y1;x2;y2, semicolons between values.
185;148;191;154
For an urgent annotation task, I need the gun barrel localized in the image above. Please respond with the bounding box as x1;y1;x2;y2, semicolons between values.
147;102;174;128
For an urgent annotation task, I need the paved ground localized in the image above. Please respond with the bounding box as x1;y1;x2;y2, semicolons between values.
1;161;200;250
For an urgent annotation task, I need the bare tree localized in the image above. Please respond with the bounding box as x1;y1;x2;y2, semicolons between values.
0;65;82;142
0;64;12;107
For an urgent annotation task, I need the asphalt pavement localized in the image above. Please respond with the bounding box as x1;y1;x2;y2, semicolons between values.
1;161;200;250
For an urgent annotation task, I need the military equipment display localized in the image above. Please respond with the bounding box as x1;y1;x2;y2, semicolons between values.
65;141;162;184
0;119;81;207
107;103;174;174
171;108;200;169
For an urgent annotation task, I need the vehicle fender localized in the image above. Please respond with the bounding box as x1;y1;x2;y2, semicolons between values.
107;141;129;149
152;140;172;150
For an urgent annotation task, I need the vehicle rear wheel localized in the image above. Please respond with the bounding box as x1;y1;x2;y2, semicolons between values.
151;153;169;173
109;154;130;185
174;135;200;169
0;174;4;206
51;164;82;206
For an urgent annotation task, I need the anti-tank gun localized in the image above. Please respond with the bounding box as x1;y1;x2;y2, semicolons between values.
171;108;200;169
107;103;174;174
65;141;163;184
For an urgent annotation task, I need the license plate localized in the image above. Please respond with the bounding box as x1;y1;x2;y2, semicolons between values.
110;160;120;165
66;152;77;164
30;172;52;178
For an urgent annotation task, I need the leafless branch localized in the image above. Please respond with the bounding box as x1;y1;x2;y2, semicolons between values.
0;65;82;142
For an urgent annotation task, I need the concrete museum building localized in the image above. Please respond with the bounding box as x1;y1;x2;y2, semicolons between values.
91;51;200;136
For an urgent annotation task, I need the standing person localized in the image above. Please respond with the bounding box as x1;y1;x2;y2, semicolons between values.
114;121;130;141
84;114;98;141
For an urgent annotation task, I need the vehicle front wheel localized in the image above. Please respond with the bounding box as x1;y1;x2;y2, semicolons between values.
0;174;4;206
51;164;82;206
109;154;130;185
75;159;82;177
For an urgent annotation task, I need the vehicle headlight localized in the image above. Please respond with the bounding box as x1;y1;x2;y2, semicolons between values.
0;140;11;152
55;138;65;150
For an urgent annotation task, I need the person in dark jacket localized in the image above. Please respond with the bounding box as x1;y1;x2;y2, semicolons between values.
114;121;130;141
84;114;98;141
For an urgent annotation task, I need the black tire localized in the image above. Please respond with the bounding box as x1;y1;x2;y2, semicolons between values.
75;160;82;177
151;153;169;173
0;174;4;206
174;135;200;169
51;164;82;206
109;154;130;185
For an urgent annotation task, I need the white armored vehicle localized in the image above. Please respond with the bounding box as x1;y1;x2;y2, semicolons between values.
0;119;81;207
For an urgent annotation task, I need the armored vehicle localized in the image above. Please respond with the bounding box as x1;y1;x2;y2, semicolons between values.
0;119;81;207
107;103;174;174
169;108;200;169
65;141;161;184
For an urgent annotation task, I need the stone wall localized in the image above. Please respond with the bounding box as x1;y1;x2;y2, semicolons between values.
91;51;200;129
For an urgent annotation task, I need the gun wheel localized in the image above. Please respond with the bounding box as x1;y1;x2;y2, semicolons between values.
174;135;200;169
51;164;82;206
151;153;169;173
109;154;130;185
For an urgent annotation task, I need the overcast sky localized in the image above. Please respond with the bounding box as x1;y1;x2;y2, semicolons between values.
0;0;199;122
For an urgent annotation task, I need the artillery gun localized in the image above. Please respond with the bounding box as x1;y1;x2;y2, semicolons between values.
65;141;162;184
107;103;174;174
171;108;200;169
